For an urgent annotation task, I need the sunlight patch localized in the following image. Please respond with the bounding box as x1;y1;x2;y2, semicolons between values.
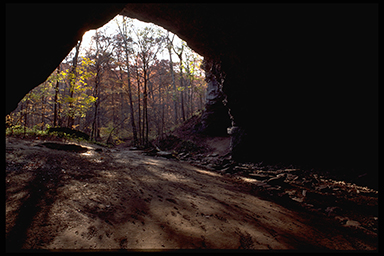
194;168;221;178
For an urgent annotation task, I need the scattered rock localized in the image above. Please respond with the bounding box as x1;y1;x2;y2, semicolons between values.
156;151;174;158
141;136;378;240
219;167;232;174
255;182;272;189
325;206;341;216
317;184;333;193
285;190;296;196
345;219;361;228
266;173;287;186
248;173;271;180
291;197;304;203
335;216;348;225
285;173;299;181
206;163;216;170
178;152;190;160
303;203;314;208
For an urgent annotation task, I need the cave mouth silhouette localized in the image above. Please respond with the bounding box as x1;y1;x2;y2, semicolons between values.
6;4;378;188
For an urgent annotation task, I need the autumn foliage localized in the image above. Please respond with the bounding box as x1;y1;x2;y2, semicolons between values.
6;16;207;146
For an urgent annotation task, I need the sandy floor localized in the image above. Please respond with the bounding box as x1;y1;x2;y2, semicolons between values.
5;137;377;251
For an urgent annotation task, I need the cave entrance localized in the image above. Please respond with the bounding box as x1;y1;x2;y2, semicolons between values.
5;14;208;147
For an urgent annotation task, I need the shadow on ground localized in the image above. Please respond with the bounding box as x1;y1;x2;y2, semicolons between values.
6;137;377;251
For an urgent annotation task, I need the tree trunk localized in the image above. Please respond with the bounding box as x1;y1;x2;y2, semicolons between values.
116;16;139;146
180;84;186;122
177;54;186;122
96;108;101;139
111;81;116;126
53;65;60;127
143;66;149;147
58;97;62;127
91;67;100;141
24;98;29;136
41;93;45;129
167;34;178;125
67;38;82;128
136;64;142;145
185;65;195;118
173;43;185;122
91;33;100;141
125;48;138;146
21;101;27;137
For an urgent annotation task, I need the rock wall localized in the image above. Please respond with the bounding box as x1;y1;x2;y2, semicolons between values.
6;4;378;179
198;59;230;136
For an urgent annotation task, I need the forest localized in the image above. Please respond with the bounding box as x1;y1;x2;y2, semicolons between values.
6;16;207;147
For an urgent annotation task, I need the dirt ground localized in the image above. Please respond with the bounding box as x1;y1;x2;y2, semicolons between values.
5;136;377;251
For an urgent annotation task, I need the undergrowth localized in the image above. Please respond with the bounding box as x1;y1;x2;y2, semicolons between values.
5;125;110;147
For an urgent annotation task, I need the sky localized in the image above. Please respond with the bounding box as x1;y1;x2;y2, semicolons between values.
79;15;184;61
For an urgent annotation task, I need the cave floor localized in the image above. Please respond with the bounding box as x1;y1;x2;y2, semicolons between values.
6;136;377;251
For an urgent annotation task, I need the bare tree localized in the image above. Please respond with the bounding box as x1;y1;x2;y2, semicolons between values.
133;25;164;146
166;32;179;125
67;38;82;128
173;41;186;122
116;16;139;146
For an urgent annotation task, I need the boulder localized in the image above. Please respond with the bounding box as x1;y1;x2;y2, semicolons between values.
48;127;90;140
